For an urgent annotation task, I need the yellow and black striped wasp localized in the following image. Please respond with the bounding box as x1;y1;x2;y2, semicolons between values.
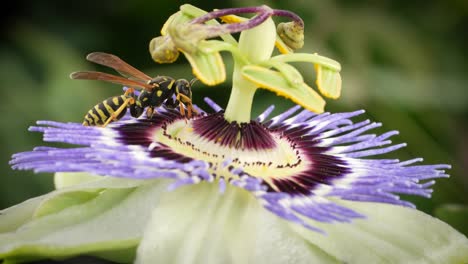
70;52;197;127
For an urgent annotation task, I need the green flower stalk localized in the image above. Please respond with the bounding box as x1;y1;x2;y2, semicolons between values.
2;4;468;264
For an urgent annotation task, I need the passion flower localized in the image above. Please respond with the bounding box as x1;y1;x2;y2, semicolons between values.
2;4;468;264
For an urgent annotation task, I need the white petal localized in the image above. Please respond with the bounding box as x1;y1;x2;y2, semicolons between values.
289;199;468;263
137;183;468;264
0;178;170;262
136;182;337;264
0;196;46;233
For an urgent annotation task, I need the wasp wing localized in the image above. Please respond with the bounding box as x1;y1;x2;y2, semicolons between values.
86;52;152;82
70;71;153;90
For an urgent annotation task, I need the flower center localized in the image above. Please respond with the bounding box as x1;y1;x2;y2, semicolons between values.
126;113;303;189
111;110;350;195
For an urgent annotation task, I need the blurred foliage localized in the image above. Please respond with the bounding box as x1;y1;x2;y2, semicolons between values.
435;204;468;236
1;0;467;236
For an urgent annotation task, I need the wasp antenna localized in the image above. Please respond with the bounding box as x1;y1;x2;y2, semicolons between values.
189;78;198;86
69;71;92;80
70;72;79;79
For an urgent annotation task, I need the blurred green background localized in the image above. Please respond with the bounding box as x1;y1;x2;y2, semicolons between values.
1;0;467;235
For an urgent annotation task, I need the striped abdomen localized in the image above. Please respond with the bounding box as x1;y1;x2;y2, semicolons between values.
83;95;128;126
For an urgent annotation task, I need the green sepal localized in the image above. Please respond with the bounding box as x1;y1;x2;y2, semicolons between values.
241;65;325;113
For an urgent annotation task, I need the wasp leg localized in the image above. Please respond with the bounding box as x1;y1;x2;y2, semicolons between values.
180;101;194;119
176;93;198;118
175;94;186;117
188;103;198;118
102;94;135;127
179;102;186;117
146;106;157;119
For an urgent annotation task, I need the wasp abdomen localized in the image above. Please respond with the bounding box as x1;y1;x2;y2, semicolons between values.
83;95;127;126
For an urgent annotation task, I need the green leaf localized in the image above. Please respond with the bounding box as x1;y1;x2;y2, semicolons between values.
241;65;325;113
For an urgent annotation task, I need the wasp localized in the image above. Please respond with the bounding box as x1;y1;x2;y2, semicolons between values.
70;52;197;127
